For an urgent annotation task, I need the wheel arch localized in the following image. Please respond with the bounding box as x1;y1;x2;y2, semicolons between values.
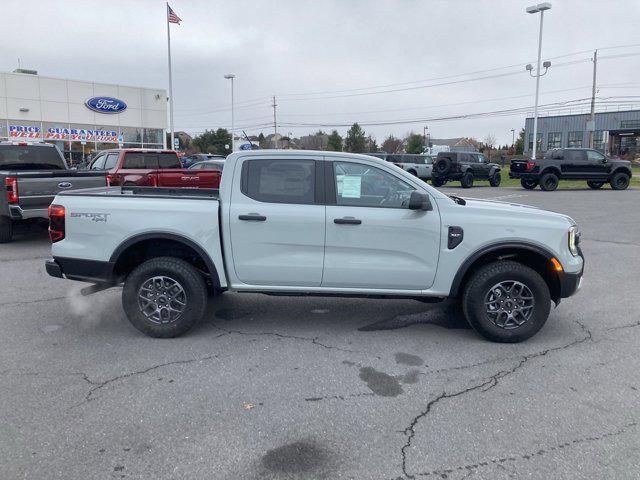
611;166;632;178
450;241;562;303
110;232;221;288
540;166;561;177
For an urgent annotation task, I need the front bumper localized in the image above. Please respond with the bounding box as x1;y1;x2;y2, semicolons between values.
558;248;584;299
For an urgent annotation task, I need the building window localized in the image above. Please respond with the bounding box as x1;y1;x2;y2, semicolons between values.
547;132;562;149
528;133;542;152
143;128;163;146
593;131;605;152
568;131;582;148
121;127;142;144
620;120;640;129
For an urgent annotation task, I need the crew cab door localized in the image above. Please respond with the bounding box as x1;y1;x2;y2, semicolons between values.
228;156;325;287
322;159;440;290
585;149;610;177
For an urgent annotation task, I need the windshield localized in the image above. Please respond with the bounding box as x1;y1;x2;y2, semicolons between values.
0;144;66;170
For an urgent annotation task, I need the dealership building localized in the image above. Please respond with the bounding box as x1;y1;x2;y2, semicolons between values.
0;69;167;162
524;109;640;158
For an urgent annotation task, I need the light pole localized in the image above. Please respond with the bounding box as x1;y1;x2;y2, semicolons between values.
526;2;552;160
511;128;515;150
224;74;235;152
423;125;428;153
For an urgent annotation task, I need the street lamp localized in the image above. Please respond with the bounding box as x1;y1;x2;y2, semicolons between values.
224;74;235;152
526;2;552;160
423;125;428;153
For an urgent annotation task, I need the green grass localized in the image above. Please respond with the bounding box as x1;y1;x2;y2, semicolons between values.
497;166;639;189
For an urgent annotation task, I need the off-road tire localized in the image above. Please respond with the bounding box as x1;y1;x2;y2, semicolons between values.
431;177;444;187
122;257;208;338
407;169;418;177
0;217;13;243
610;172;630;191
520;178;538;190
489;172;501;187
434;158;451;176
461;172;474;189
587;181;604;189
462;260;551;343
539;172;559;191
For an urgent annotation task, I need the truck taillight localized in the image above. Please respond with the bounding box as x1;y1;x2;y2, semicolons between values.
5;177;18;203
48;204;65;243
526;161;536;172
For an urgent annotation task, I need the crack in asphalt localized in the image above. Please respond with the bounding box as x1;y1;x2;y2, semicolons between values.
399;321;593;479
0;295;67;308
584;237;640;248
211;323;361;354
412;421;637;478
70;333;229;408
304;392;375;402
605;320;640;331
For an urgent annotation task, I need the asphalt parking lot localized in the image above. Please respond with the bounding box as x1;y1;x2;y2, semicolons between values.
1;186;639;480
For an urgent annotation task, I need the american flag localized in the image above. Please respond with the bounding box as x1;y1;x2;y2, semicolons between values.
167;4;181;24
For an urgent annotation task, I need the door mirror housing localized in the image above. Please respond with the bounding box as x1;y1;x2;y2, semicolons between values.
408;191;432;211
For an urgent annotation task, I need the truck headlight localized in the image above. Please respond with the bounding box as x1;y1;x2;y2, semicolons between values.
568;226;580;256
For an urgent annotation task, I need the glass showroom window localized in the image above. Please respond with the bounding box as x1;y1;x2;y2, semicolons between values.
568;131;582;148
593;131;605;152
143;128;163;147
0;122;6;140
121;126;143;145
547;132;562;149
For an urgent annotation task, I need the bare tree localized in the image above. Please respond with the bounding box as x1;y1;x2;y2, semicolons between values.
483;134;497;160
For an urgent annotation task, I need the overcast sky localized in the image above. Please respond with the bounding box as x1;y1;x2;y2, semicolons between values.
5;0;640;145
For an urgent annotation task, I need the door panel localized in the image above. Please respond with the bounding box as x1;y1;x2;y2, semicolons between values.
229;157;325;286
322;160;440;290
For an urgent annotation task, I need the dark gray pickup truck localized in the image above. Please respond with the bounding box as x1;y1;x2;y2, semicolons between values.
1;142;106;242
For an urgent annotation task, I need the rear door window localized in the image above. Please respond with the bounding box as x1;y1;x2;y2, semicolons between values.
90;154;106;170
158;153;181;169
123;152;147;169
242;159;316;204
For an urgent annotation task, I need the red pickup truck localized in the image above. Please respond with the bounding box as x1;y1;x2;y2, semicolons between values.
88;149;221;188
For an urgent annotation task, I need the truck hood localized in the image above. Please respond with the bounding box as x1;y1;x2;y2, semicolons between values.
459;197;575;225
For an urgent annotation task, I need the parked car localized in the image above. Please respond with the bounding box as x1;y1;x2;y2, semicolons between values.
0;142;106;243
46;150;583;343
510;148;633;191
370;153;433;180
189;159;225;172
431;151;501;188
181;153;226;168
88;149;221;189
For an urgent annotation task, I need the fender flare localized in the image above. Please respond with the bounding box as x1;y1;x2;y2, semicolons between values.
610;166;633;177
449;241;558;297
109;232;221;287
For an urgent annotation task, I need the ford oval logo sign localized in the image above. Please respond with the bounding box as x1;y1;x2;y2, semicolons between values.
85;97;127;114
58;182;73;189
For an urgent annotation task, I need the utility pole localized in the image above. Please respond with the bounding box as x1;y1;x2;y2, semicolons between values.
423;125;428;153
272;95;278;149
511;128;515;149
588;49;598;149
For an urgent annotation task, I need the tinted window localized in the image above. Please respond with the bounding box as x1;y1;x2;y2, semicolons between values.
0;145;66;170
564;150;584;162
90;154;106;170
587;150;605;162
104;153;119;170
158;153;181;169
243;159;315;204
123;152;148;169
476;154;487;163
189;162;203;170
334;162;414;208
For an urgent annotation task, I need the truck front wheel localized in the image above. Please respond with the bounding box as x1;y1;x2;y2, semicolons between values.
122;257;208;338
462;261;551;343
520;178;538;190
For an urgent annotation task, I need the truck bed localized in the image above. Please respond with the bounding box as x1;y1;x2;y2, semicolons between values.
57;185;220;199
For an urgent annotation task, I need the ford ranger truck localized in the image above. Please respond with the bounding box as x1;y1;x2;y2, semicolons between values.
45;150;583;343
87;149;221;189
0;142;107;243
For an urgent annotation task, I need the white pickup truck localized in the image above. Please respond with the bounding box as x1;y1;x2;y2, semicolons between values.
46;150;583;342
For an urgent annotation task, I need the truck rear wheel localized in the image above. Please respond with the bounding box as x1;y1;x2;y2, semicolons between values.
122;257;208;338
0;217;13;244
461;172;474;188
462;261;551;343
539;172;559;191
489;172;501;187
431;177;444;187
587;181;604;189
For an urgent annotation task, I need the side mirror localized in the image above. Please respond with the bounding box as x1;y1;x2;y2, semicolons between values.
408;191;432;211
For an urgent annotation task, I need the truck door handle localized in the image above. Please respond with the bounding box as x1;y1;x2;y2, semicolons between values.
334;217;361;225
239;214;267;221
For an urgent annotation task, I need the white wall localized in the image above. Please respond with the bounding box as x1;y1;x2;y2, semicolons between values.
1;71;167;129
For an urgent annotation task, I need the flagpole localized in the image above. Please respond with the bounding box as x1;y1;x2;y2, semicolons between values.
166;2;175;150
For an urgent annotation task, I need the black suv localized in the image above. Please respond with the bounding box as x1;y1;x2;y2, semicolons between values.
510;148;633;191
431;151;501;188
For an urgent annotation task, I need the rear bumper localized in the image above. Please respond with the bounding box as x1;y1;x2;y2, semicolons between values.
9;206;49;220
46;257;116;284
508;171;538;180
